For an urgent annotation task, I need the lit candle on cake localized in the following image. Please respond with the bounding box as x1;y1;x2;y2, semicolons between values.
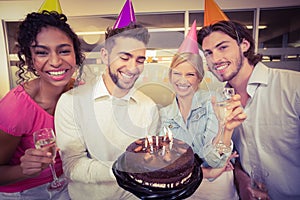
147;136;154;153
145;135;148;148
169;141;173;150
156;136;159;147
167;127;173;142
162;145;166;156
163;127;168;141
167;127;174;150
145;135;148;149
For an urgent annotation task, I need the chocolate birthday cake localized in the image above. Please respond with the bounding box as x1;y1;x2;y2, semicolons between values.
120;136;195;188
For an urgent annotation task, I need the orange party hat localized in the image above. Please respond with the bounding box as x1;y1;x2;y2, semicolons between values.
204;0;229;26
38;0;62;13
178;20;199;54
113;0;136;29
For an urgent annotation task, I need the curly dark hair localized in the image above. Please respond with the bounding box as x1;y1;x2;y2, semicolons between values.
197;20;262;66
104;22;150;53
16;10;85;84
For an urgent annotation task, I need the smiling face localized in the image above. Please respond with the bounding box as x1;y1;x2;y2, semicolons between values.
170;61;200;98
105;36;146;93
202;31;245;82
30;26;76;88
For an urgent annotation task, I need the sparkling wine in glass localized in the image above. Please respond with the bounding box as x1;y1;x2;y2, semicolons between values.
251;165;269;199
214;88;235;153
33;128;67;191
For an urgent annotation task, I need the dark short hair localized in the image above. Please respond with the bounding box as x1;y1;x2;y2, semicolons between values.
104;22;150;53
16;10;85;84
197;20;262;65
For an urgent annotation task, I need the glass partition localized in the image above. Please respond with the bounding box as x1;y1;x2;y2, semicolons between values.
3;7;299;89
258;7;300;71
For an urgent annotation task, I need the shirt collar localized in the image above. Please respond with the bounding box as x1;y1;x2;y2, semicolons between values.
248;62;269;86
93;74;138;102
225;62;269;98
191;89;211;110
93;75;109;99
246;62;269;98
166;89;210;119
167;99;182;120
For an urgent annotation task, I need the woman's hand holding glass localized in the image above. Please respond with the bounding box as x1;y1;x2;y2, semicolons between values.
20;145;55;177
213;88;247;154
32;128;67;191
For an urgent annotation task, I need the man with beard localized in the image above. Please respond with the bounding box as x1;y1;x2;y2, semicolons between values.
198;20;300;200
54;23;159;200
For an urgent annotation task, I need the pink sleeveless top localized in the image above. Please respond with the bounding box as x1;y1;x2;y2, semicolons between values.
0;85;63;192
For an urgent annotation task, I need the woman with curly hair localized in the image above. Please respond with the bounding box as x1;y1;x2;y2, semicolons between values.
0;10;84;200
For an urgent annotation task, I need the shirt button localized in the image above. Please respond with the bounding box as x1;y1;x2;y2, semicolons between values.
168;124;173;129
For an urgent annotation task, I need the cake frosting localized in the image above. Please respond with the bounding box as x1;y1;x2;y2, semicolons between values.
121;136;195;188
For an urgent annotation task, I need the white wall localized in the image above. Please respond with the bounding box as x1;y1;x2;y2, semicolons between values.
1;0;299;19
0;21;10;98
0;0;299;97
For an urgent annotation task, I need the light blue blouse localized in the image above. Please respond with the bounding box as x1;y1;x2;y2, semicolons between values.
159;89;231;168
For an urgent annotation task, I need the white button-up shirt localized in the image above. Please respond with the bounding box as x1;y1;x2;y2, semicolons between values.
55;75;159;200
232;62;300;200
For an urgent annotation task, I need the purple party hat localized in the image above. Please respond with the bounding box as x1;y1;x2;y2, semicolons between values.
113;0;136;29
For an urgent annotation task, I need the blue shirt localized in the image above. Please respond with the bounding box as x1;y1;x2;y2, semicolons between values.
160;89;231;168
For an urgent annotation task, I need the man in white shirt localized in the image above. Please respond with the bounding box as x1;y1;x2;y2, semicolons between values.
198;20;300;200
55;23;159;200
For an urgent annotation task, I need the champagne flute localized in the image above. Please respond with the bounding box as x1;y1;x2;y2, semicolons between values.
251;166;269;192
214;88;235;154
33;128;67;191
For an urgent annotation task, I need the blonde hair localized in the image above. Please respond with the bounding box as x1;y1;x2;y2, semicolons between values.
169;52;204;82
